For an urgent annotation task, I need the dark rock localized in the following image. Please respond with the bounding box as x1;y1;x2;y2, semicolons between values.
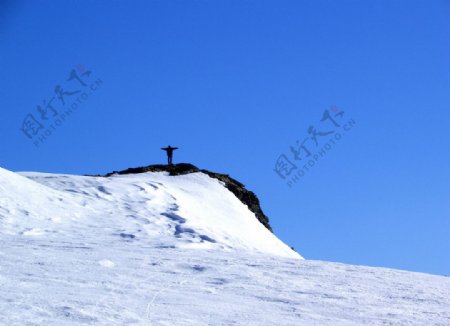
102;163;273;232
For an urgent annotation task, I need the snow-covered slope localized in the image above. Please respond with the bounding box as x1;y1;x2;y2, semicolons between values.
0;167;298;258
1;167;449;325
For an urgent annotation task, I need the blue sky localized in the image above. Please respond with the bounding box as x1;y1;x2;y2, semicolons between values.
1;0;449;275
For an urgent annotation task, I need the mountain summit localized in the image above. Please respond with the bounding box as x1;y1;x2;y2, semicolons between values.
103;163;273;232
0;165;297;258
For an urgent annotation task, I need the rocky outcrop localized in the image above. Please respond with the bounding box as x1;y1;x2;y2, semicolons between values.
103;163;273;232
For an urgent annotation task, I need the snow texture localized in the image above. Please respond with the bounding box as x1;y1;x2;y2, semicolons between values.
0;167;449;325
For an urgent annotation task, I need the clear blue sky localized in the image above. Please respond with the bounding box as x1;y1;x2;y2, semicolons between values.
1;0;449;275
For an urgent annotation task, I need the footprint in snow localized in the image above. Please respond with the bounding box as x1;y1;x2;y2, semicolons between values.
207;277;228;285
97;186;112;195
59;306;96;322
192;265;207;272
119;232;136;240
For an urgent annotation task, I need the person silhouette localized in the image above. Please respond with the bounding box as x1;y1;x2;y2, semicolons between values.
161;145;178;165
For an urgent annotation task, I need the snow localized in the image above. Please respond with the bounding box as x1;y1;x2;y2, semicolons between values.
1;167;449;325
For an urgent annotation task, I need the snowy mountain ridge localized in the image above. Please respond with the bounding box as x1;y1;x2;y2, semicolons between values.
0;166;296;258
0;166;449;325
